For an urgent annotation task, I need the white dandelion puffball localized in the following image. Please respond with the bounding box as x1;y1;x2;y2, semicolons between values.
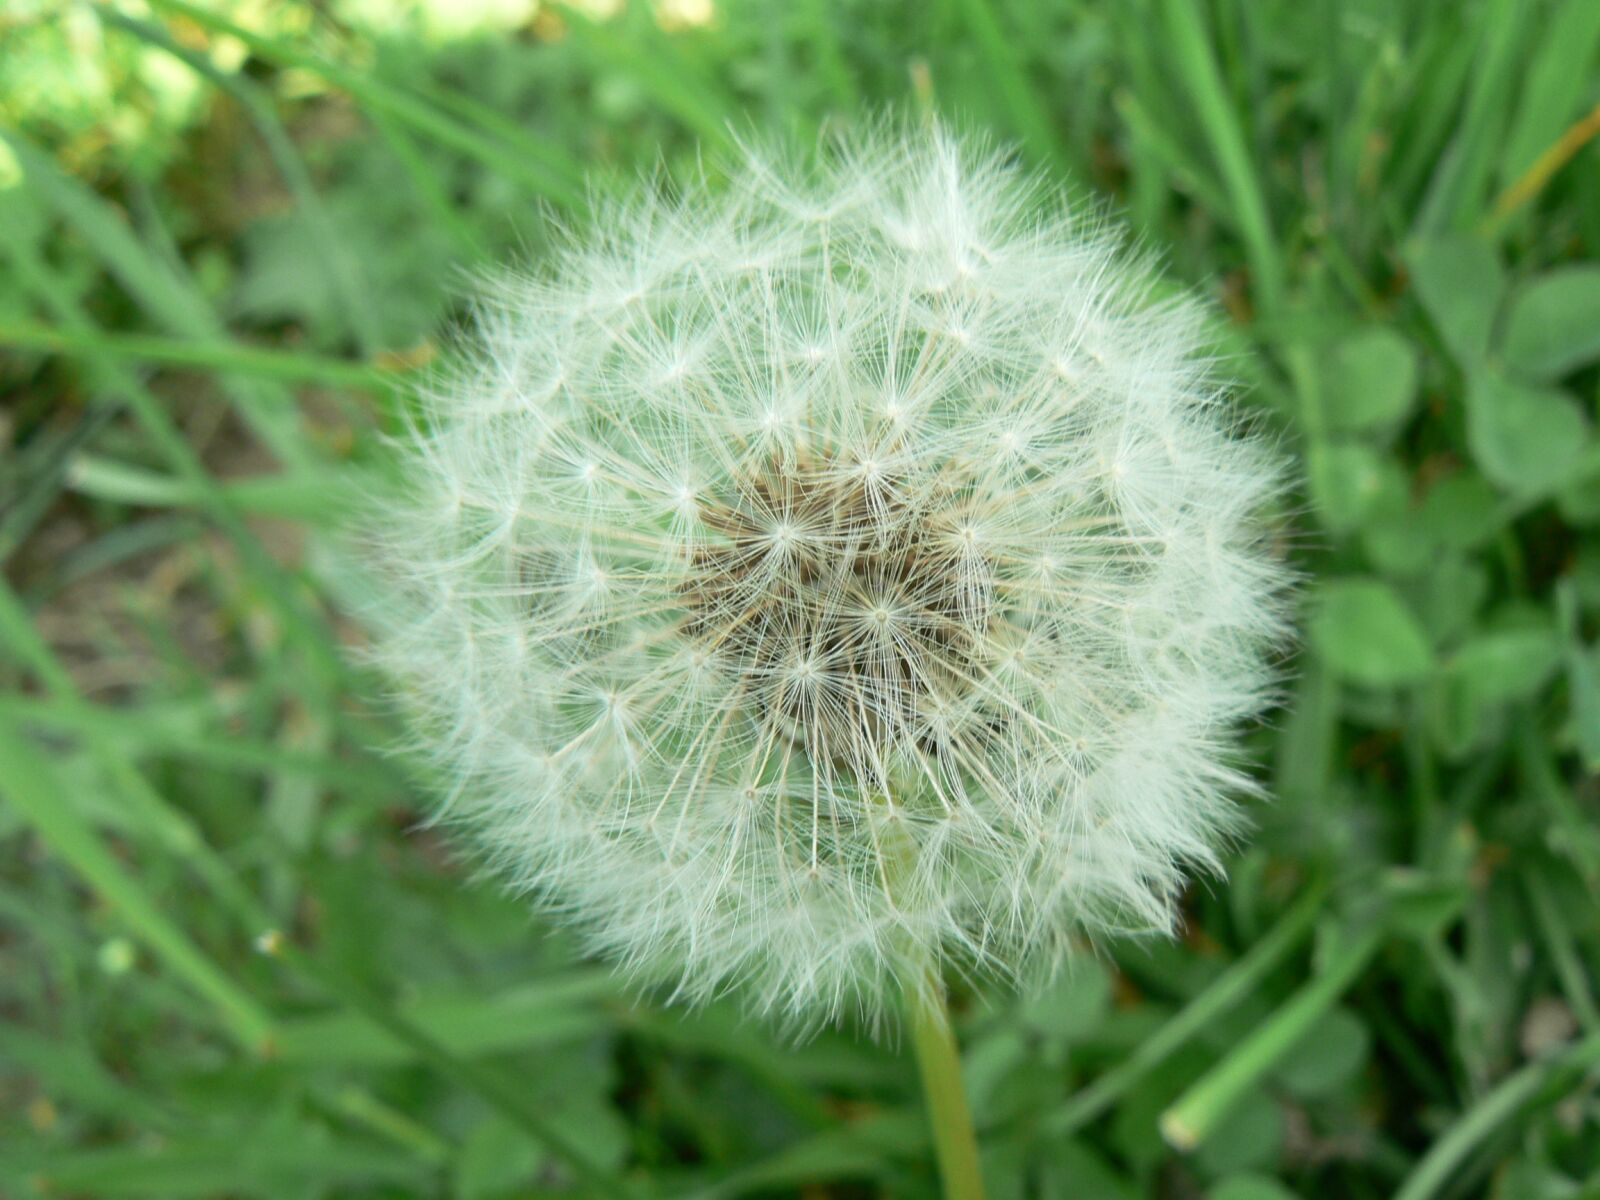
369;127;1289;1023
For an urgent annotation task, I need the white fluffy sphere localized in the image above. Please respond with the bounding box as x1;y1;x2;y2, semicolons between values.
367;126;1289;1023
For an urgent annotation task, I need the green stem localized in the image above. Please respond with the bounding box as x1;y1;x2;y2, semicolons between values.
876;791;985;1200
1395;1031;1600;1200
1160;926;1383;1151
907;975;987;1200
1042;876;1327;1136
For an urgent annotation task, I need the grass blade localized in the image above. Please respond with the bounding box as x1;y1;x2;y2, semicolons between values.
1496;0;1600;188
98;8;386;356
0;226;349;685
1394;1031;1600;1200
271;974;617;1065
1410;0;1527;235
948;0;1067;172
1040;876;1328;1135
1159;923;1383;1151
3;131;313;468
0;318;410;391
0;694;402;795
0;579;636;1199
0;720;277;1053
1154;0;1283;316
137;0;584;208
558;3;739;152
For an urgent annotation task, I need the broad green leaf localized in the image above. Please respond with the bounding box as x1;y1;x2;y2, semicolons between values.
1490;1158;1591;1200
458;1118;545;1200
1356;470;1503;573
1421;556;1490;645
1360;510;1434;577
1384;873;1471;941
1500;266;1600;381
1567;642;1600;770
1417;472;1502;550
1211;1176;1303;1200
1021;959;1113;1041
1272;1006;1369;1098
1444;626;1561;707
232;152;457;352
1407;234;1504;363
1164;925;1382;1156
963;1028;1040;1123
1037;1140;1139;1200
1558;470;1600;526
1432;624;1561;756
457;1099;628;1200
1112;1043;1213;1172
1311;579;1435;687
1193;1085;1283;1176
1321;327;1418;431
1307;442;1401;532
1464;371;1589;496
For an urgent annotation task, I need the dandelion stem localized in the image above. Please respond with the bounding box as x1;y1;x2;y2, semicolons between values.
907;972;987;1200
877;788;985;1200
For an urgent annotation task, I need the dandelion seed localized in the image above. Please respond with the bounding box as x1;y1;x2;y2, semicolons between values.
364;124;1290;1028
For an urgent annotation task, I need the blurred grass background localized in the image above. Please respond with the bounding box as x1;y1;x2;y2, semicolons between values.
4;1;1600;1197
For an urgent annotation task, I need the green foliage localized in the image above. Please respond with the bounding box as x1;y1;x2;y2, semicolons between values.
1319;327;1419;434
1501;267;1600;382
3;1;1600;1198
1310;579;1435;687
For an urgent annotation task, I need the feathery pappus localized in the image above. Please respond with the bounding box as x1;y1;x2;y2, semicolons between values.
364;124;1291;1025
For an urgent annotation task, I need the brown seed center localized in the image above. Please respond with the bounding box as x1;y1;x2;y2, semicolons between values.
680;456;996;768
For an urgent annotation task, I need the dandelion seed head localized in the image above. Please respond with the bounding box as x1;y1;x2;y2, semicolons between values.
365;124;1291;1026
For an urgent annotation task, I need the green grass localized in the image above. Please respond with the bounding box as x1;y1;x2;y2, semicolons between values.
4;1;1600;1197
